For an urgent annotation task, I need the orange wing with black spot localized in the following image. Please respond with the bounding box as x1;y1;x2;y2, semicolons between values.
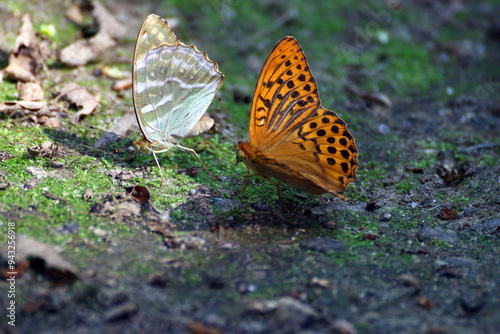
242;37;358;197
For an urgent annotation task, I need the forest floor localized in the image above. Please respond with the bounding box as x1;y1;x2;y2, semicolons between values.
1;0;500;333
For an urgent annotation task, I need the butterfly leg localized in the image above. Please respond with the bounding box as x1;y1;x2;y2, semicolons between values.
175;144;219;180
238;173;255;211
152;152;164;187
122;150;137;162
261;177;292;215
274;181;292;215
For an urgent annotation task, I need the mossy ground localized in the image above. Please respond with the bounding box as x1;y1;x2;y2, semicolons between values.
1;1;500;333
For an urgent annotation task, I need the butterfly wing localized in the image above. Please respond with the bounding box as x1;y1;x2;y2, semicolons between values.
243;37;358;195
133;14;224;147
249;37;320;148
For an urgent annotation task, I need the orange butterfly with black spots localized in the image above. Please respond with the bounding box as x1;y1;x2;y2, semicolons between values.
237;37;359;206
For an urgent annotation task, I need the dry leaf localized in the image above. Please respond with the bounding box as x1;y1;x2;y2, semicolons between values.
17;81;44;101
27;141;59;158
111;79;132;91
4;62;36;82
60;32;116;67
309;277;330;288
438;208;458;220
60;0;125;67
0;101;46;118
1;236;78;283
186;322;222;334
0;101;60;127
59;83;99;123
91;0;127;39
148;221;174;238
65;3;85;24
436;151;476;184
362;91;393;108
3;14;50;82
101;65;130;80
405;166;424;174
125;185;151;204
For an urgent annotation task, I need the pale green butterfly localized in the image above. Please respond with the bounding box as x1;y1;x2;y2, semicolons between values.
132;14;224;185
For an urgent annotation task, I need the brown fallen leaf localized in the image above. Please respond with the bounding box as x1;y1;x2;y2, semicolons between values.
27;141;59;158
0;100;62;127
125;185;151;204
309;277;330;288
362;232;378;240
362;91;393;108
65;2;86;24
90;0;128;39
186;322;222;334
17;81;44;101
58;83;99;124
1;236;78;283
406;166;424;174
111;78;133;91
436;151;476;184
438;208;458;220
148;221;174;238
3;14;51;82
60;31;116;67
101;65;131;80
61;1;126;67
4;62;35;82
0;100;46;118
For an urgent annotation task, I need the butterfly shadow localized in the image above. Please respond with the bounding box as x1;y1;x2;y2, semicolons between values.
41;127;134;161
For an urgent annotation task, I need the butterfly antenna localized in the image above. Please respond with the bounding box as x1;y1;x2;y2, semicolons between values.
207;157;223;168
218;97;236;130
176;144;220;180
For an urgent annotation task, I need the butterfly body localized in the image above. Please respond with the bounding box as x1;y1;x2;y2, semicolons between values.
238;37;358;201
238;142;328;195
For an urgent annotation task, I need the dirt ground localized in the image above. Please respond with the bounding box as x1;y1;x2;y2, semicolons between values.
1;1;500;333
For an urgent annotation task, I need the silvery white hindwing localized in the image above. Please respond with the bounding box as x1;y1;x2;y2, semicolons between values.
132;14;224;185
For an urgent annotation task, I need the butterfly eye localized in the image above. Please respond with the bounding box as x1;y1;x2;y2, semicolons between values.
236;148;246;164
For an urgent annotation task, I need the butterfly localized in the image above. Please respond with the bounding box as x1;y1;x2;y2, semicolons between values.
132;14;224;185
237;37;358;208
